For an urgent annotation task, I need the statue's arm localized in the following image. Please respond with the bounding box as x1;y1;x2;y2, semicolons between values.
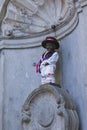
46;52;59;64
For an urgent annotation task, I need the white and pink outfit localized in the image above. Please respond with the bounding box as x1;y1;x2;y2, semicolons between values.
36;51;59;84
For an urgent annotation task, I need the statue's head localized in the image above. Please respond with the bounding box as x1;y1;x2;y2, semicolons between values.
42;37;60;50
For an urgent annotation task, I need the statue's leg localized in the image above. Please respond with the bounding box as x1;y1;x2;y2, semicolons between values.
41;74;55;84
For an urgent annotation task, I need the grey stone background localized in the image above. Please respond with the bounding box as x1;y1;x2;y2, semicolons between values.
61;7;87;130
0;1;87;130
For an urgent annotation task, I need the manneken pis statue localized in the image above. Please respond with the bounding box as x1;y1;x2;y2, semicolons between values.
36;36;60;84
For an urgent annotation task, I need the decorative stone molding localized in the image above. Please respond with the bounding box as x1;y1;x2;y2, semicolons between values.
0;0;87;49
1;0;75;37
21;83;79;130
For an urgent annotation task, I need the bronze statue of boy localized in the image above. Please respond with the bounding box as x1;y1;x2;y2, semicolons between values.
36;36;60;84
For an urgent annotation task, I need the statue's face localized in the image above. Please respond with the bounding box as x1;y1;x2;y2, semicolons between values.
45;42;56;51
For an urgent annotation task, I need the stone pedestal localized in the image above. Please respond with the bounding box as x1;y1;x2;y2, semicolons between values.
22;83;79;130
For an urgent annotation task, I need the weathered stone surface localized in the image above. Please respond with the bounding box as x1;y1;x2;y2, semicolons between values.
0;0;87;49
0;1;87;130
60;6;87;130
0;51;4;130
22;83;79;130
1;0;76;38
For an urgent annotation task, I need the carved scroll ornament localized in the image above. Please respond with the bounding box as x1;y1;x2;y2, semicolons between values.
21;83;79;130
0;0;87;48
1;0;75;37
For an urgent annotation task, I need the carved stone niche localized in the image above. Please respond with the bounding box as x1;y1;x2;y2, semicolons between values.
0;0;87;49
21;83;79;130
2;0;76;37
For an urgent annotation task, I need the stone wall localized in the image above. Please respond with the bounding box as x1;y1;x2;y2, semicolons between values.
0;46;61;130
0;47;42;130
0;0;87;130
61;6;87;130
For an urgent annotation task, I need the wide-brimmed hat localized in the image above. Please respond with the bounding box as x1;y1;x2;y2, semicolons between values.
42;37;60;49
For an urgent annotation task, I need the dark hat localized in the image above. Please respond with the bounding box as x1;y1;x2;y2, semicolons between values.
42;36;60;49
